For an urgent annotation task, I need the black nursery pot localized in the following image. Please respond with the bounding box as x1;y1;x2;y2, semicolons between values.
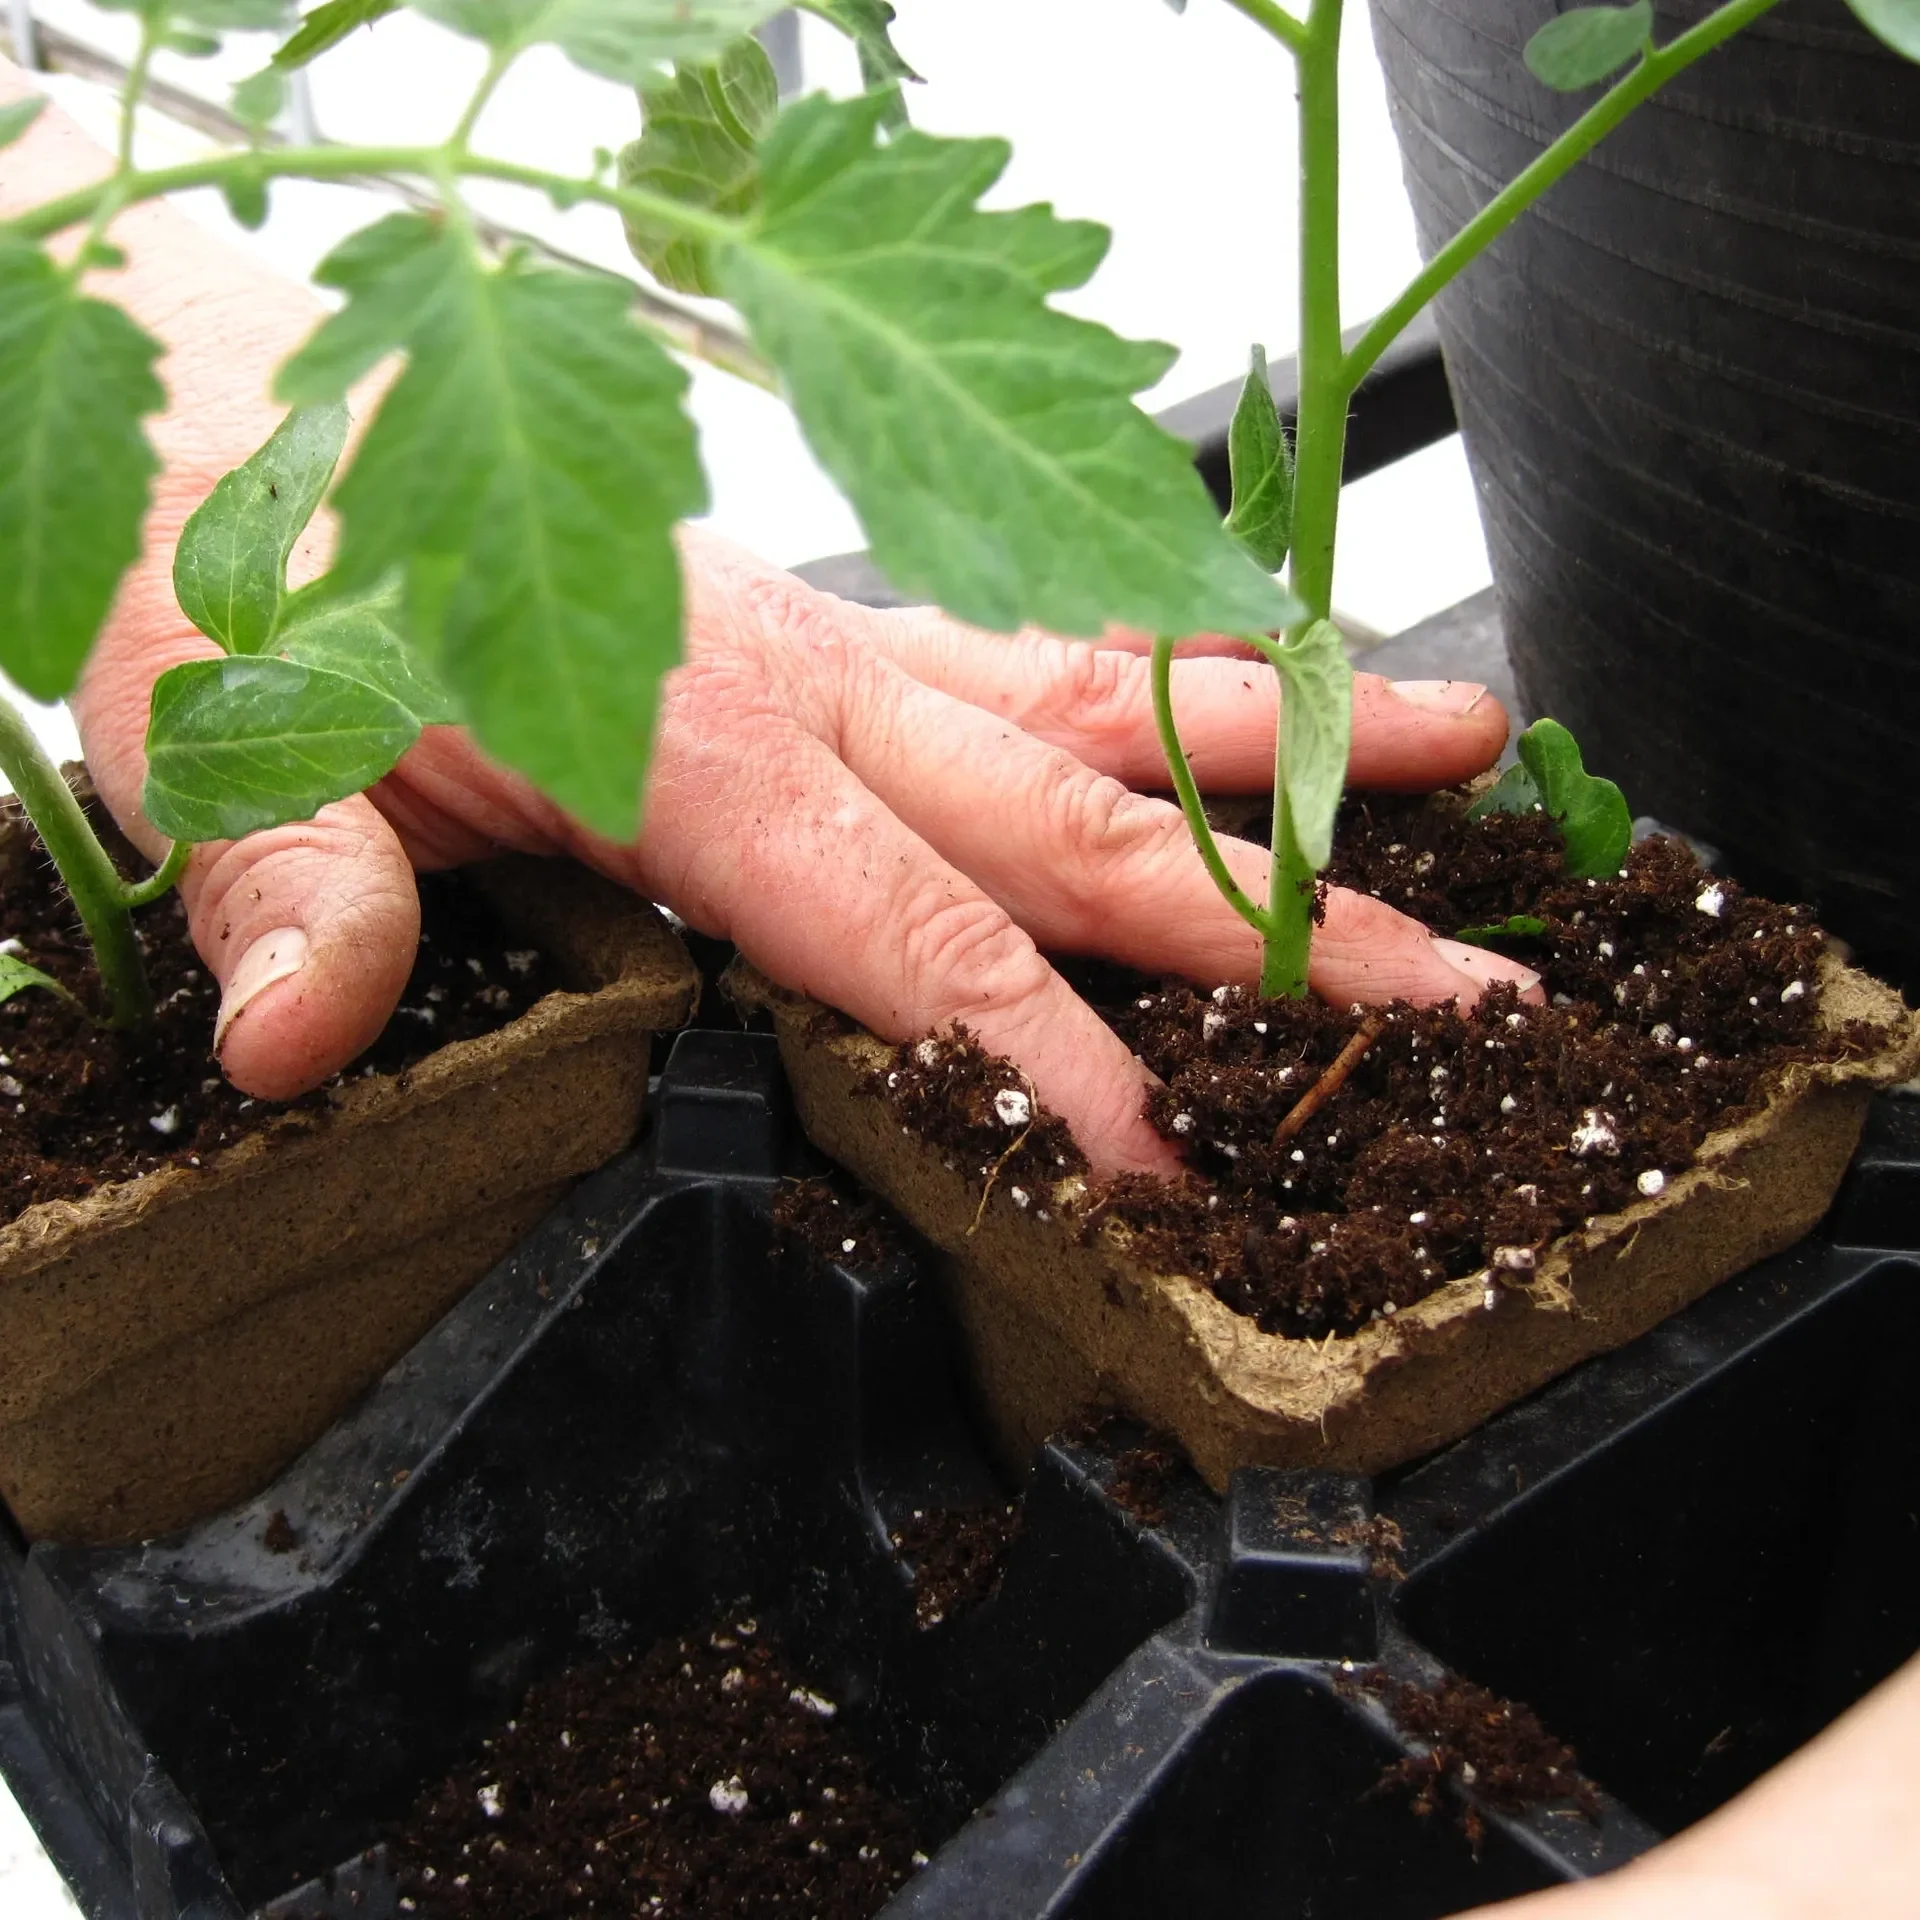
0;1033;1916;1919
1367;0;1920;984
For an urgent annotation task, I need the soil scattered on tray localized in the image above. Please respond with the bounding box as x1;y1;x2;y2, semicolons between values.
0;790;561;1227
1349;1666;1600;1848
770;1175;906;1271
890;1503;1022;1629
389;1612;931;1917
866;795;1901;1339
1060;1415;1190;1528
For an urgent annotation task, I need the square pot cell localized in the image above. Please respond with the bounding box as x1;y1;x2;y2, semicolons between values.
1391;1250;1920;1834
1049;1667;1563;1920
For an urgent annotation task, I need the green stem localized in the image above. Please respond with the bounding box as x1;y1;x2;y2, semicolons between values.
1340;0;1786;393
0;697;158;1029
448;44;514;153
120;839;190;909
68;14;160;278
1150;638;1275;940
1261;782;1315;1000
1221;0;1309;57
1260;0;1347;1000
9;146;744;250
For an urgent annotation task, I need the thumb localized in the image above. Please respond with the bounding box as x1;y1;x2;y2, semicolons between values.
187;802;420;1099
73;625;421;1102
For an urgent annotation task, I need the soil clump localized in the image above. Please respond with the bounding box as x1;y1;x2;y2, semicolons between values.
389;1612;931;1917
0;794;561;1226
889;1502;1022;1629
770;1176;906;1272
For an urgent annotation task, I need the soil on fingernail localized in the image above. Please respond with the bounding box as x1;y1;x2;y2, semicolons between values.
0;789;561;1226
863;791;1900;1340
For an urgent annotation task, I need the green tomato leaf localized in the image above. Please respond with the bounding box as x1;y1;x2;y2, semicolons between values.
0;951;79;1011
173;402;349;655
0;99;48;151
274;573;459;723
1452;913;1549;947
282;214;706;838
0;240;165;701
1515;717;1633;879
1845;0;1920;57
222;168;272;230
1274;619;1352;871
1222;343;1293;573
143;655;420;842
617;33;778;296
177;0;296;28
274;0;398;66
797;0;920;126
232;67;288;129
721;95;1298;639
161;27;225;54
1524;0;1654;89
1466;759;1542;820
408;0;784;82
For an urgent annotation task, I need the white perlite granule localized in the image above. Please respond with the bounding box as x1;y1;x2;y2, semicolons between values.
1570;1109;1619;1157
709;1777;750;1815
1637;1168;1667;1197
1694;884;1726;917
992;1087;1031;1128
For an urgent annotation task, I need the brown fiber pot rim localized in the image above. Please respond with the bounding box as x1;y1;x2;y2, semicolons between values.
0;853;697;1275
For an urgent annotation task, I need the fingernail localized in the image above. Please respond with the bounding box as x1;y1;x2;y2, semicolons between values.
215;926;308;1053
1431;936;1541;1000
1392;679;1489;715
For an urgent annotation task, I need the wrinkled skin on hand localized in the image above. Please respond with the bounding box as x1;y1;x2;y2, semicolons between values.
11;56;1531;1180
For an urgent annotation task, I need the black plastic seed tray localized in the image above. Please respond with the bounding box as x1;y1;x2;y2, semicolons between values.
0;1029;1914;1920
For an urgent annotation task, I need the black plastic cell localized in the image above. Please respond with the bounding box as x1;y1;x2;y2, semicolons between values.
0;1029;1913;1920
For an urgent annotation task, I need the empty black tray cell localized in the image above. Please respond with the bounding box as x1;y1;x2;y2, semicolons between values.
1390;1246;1920;1835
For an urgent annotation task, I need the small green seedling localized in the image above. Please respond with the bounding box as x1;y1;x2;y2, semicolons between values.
1451;915;1550;949
1469;718;1634;881
0;0;1914;1036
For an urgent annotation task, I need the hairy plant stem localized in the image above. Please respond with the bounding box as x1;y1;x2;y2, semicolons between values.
0;697;183;1030
1261;0;1348;1000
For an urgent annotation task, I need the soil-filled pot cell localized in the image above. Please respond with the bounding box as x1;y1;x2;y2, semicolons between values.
739;796;1917;1492
1366;0;1920;979
0;792;696;1545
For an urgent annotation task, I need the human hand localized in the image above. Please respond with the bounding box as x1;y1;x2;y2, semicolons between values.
5;65;1535;1177
1449;1653;1920;1920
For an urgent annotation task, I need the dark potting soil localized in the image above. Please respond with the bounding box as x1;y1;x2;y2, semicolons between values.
868;796;1900;1340
769;1175;906;1273
889;1502;1022;1629
388;1613;932;1918
1351;1666;1601;1847
0;792;562;1227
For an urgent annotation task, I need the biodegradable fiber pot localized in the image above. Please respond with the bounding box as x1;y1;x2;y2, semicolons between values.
1367;0;1920;981
736;961;1917;1493
0;841;696;1546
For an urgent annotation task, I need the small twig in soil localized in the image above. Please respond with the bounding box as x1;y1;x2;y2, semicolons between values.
1272;1011;1386;1147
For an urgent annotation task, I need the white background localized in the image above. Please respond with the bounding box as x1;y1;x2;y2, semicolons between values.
0;4;1491;1909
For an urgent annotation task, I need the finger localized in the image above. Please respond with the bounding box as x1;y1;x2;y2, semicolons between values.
624;701;1180;1176
72;625;422;1101
833;651;1542;1006
859;606;1508;792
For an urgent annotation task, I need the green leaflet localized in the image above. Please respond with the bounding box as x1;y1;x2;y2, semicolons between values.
143;656;420;843
618;34;779;296
1470;718;1632;880
409;0;785;83
721;95;1298;641
1274;619;1351;870
0;951;78;1012
1524;1;1653;89
276;213;706;838
0;240;165;701
96;0;296;28
274;0;399;66
1845;0;1920;57
274;574;459;723
1452;914;1549;947
0;100;48;151
232;67;288;130
797;0;920;126
1222;344;1293;573
173;401;349;655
